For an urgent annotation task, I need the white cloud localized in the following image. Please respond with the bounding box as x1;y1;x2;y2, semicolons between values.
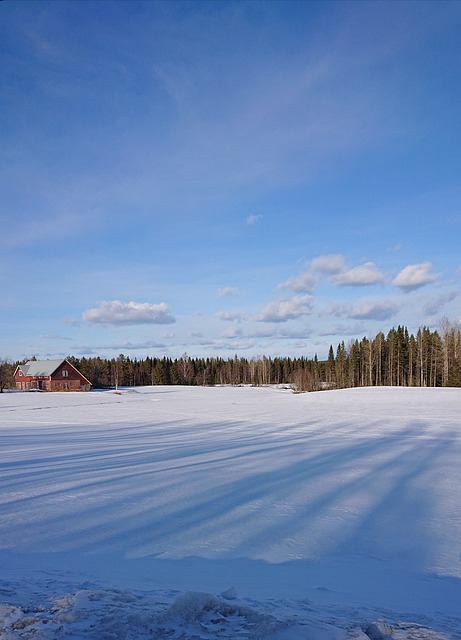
310;254;346;274
256;295;313;323
83;300;176;326
277;270;317;293
246;213;263;225
309;256;384;287
221;324;242;339
348;300;398;320
212;338;256;352
392;261;439;291
218;287;239;298
216;311;242;322
332;262;385;286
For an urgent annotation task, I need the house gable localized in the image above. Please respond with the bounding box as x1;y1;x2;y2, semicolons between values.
49;360;91;391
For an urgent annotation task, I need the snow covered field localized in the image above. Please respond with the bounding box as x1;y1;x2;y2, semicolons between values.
1;385;460;639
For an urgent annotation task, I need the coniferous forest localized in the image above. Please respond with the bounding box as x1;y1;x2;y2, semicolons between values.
2;320;460;393
63;320;461;392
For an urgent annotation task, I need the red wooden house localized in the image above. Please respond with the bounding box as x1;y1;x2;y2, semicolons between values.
14;359;92;392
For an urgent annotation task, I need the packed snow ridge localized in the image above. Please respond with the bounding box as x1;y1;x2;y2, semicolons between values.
1;385;460;639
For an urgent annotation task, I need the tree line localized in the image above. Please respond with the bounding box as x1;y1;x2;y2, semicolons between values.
71;319;461;391
1;319;460;392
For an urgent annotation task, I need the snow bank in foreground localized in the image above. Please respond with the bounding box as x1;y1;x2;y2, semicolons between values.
0;582;454;640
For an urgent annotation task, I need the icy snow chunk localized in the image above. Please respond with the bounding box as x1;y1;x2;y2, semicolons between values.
349;627;372;640
0;604;20;624
157;590;286;638
160;591;223;622
0;604;16;617
221;587;238;600
366;620;395;640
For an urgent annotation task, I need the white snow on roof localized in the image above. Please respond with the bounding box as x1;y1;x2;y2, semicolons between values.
20;359;65;377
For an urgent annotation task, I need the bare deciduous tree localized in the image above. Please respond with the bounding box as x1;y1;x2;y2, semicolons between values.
0;359;15;392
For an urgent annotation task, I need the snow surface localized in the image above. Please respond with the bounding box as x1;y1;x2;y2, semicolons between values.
1;385;460;639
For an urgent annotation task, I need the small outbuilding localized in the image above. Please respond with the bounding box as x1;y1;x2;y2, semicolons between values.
14;359;92;392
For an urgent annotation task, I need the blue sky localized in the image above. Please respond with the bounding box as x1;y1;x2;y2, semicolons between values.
1;0;461;362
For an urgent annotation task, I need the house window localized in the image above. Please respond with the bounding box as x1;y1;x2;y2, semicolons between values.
62;370;69;377
19;370;23;376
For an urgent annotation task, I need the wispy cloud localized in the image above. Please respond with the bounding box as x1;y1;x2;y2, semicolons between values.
328;300;399;321
0;209;83;249
423;291;459;316
39;333;72;341
392;262;439;291
256;295;313;323
83;300;176;326
318;323;367;337
218;287;239;298
76;339;168;353
63;316;81;327
246;213;263;225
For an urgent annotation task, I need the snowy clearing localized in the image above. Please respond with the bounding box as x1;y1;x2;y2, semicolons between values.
1;385;460;639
